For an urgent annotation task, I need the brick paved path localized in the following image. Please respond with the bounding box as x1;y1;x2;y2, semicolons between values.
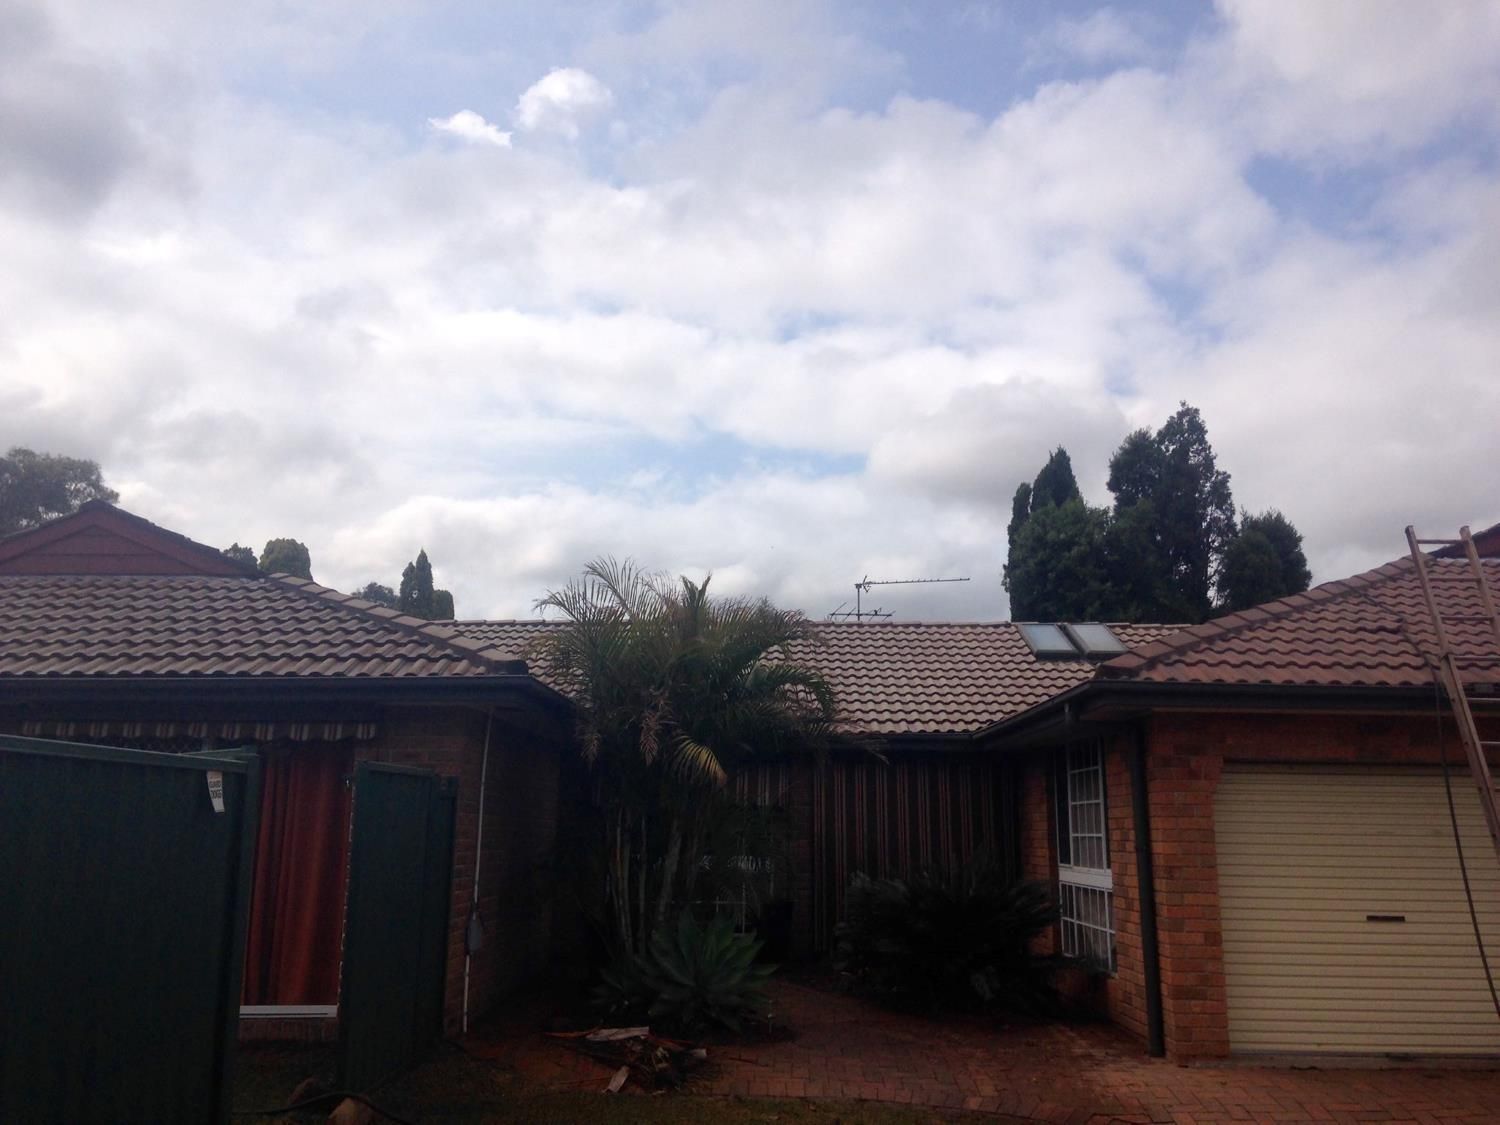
472;980;1500;1123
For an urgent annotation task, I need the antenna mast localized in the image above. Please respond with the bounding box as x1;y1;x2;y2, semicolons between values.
827;575;971;623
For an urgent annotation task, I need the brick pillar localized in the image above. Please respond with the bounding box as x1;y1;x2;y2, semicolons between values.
1145;716;1229;1059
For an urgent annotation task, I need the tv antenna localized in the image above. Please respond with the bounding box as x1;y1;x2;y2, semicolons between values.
827;575;971;623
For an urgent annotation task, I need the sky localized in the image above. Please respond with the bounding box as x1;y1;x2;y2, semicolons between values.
2;0;1498;622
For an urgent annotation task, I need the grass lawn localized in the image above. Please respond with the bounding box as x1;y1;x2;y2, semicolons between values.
232;1040;1004;1124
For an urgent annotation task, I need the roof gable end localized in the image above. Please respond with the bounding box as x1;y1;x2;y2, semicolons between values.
0;502;253;577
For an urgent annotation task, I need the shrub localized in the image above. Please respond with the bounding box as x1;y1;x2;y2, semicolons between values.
595;912;776;1037
833;862;1058;1014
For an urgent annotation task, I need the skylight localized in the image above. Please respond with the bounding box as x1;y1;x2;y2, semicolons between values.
1062;622;1129;657
1017;623;1078;658
1018;622;1129;660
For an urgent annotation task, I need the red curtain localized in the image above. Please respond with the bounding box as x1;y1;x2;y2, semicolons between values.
242;747;353;1005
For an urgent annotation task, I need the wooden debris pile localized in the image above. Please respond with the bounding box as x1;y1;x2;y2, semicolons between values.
545;1026;709;1093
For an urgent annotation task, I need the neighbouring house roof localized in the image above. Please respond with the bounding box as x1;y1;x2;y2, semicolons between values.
1433;519;1500;560
0;499;256;577
1096;556;1500;690
451;619;1180;737
0;504;528;680
0;574;529;679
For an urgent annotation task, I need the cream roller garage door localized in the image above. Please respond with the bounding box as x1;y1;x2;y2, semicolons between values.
1216;765;1500;1055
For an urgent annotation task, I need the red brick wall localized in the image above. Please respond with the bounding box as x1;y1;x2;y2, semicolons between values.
1016;755;1056;956
1101;738;1149;1043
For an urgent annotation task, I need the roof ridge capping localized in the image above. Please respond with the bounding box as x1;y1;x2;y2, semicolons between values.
1094;557;1418;679
269;574;531;674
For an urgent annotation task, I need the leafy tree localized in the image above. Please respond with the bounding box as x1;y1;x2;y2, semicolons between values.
0;448;118;536
1005;499;1115;621
1218;510;1312;613
1101;500;1184;622
1103;429;1160;510
399;550;435;618
1030;447;1082;510
383;549;456;619
259;538;313;580
536;558;835;956
358;582;399;608
1003;449;1090;619
1107;403;1236;620
1006;404;1304;624
1007;482;1032;546
222;543;258;569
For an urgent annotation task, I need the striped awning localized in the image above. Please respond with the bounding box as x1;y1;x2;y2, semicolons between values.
19;718;378;744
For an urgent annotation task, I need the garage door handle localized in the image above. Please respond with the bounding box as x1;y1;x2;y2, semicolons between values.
1366;914;1406;922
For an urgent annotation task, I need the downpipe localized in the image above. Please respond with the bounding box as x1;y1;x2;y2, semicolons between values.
462;708;495;1035
1128;722;1166;1057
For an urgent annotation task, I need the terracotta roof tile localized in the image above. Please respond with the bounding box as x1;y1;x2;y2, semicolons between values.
1097;556;1500;689
0;573;528;679
450;619;1180;736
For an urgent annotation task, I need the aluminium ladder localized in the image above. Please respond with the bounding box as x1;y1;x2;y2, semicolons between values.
1406;524;1500;863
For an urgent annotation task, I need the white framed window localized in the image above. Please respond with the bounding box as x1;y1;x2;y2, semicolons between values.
1054;741;1115;972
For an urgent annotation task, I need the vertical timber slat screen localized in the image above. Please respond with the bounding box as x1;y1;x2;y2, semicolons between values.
0;735;261;1125
811;753;1013;950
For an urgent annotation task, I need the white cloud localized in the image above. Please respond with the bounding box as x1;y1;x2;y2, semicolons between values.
515;67;613;139
427;109;511;147
1211;0;1500;156
1;0;1498;626
1048;9;1155;64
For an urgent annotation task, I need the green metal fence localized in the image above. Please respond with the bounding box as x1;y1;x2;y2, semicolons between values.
337;762;457;1093
0;734;261;1125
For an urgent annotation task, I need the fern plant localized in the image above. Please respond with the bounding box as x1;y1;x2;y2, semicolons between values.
595;912;776;1037
834;862;1058;1014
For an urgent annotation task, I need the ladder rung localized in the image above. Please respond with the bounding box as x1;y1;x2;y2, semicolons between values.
1416;537;1465;546
1447;653;1500;663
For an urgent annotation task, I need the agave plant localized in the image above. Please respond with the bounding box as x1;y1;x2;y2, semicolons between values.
595;912;776;1037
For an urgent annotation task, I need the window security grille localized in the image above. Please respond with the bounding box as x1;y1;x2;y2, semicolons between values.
1055;741;1115;973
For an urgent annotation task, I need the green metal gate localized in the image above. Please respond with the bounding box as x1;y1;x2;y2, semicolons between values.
337;762;457;1093
0;734;261;1125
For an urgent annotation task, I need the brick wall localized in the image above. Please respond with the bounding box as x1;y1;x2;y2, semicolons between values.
1101;737;1149;1043
1016;755;1056;956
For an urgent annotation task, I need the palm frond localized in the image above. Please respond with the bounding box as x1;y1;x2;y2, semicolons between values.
667;732;727;786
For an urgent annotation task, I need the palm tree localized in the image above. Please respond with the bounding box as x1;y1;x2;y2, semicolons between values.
537;558;835;955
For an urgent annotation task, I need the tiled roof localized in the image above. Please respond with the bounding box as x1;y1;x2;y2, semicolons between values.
0;573;527;679
1098;556;1500;689
451;619;1179;736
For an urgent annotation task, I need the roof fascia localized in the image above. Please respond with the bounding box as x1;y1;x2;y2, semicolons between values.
977;680;1474;750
